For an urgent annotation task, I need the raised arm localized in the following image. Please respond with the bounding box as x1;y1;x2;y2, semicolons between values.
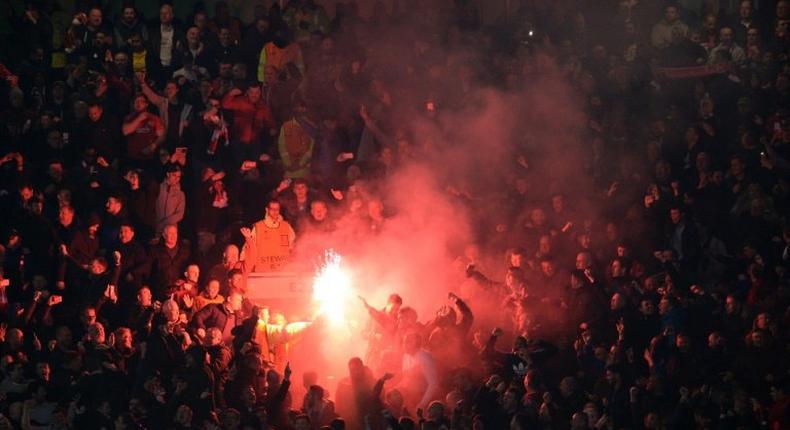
139;79;165;107
465;265;505;295
449;293;474;334
221;88;244;110
122;112;149;136
240;227;257;272
266;321;312;346
480;328;506;359
360;298;396;333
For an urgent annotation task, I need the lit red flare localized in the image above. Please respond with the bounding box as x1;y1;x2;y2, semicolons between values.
312;250;354;327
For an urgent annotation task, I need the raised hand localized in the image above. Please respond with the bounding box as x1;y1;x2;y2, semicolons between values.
276;178;291;193
358;295;371;309
110;286;118;303
284;362;292;380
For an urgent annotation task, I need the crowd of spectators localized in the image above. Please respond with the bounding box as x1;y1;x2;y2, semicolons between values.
0;0;788;429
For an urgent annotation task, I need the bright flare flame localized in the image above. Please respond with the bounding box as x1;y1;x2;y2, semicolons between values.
313;250;353;327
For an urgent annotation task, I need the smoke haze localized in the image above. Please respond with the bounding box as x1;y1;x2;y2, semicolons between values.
280;21;594;389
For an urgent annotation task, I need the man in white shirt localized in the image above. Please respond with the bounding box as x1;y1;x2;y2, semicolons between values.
149;4;182;83
651;5;689;50
400;332;440;410
159;5;175;68
709;26;746;64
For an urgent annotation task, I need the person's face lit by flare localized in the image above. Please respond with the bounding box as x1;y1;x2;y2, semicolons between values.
59;206;75;227
293;182;308;199
538;235;551;254
540;260;555;277
162;301;180;323
166;169;181;187
88;104;103;122
247;86;261;103
138;287;152;306
90;258;107;275
310;201;327;221
206;280;220;299
185;265;200;284
119;225;134;244
267;201;281;219
611;260;625;277
82;308;97;325
207;328;223;346
117;328;133;350
164;82;179;100
133;95;148;113
223;245;239;266
106;196;122;215
163;225;178;248
229;273;245;291
510;252;523;268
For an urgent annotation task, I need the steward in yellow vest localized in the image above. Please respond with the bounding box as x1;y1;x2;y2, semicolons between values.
241;200;296;272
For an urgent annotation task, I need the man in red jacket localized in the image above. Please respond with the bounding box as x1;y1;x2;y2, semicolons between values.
221;84;276;166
